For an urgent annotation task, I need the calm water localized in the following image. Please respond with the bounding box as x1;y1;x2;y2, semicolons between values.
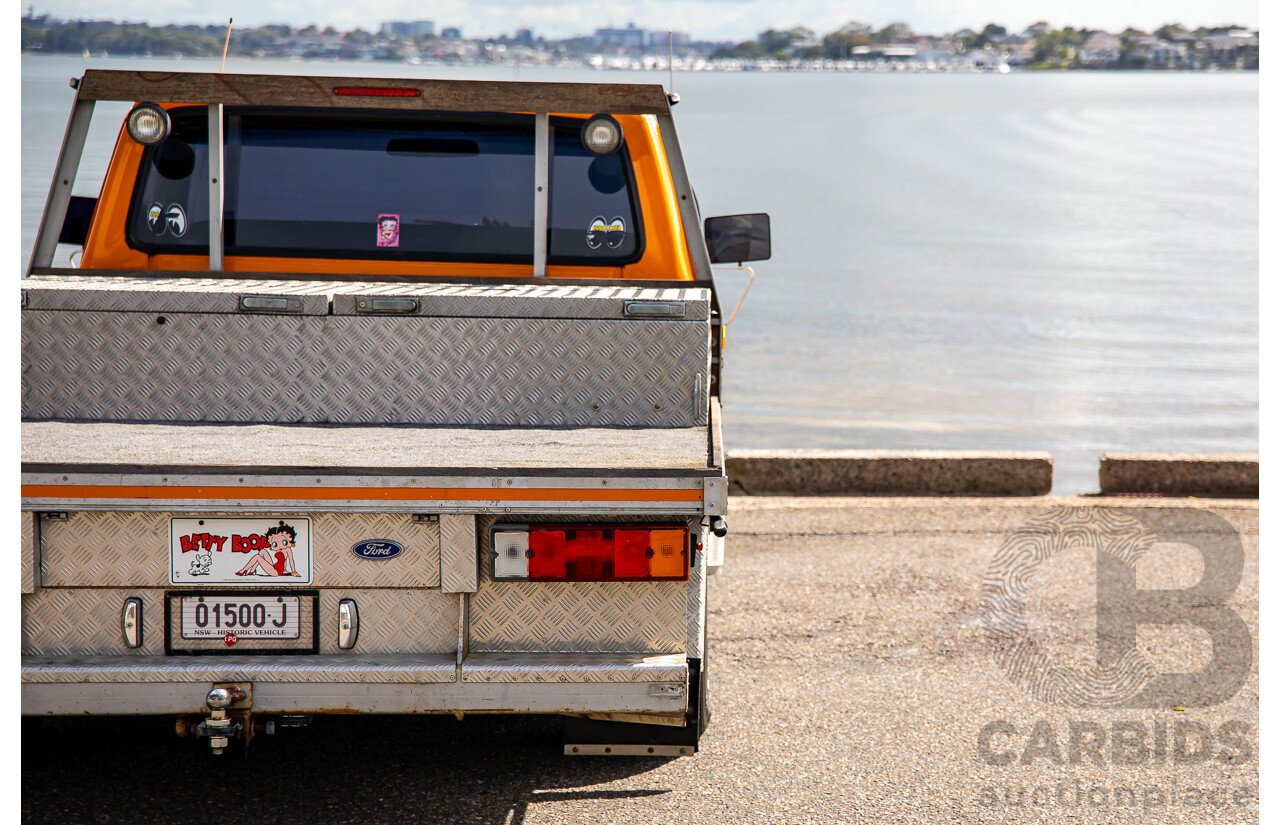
21;56;1258;493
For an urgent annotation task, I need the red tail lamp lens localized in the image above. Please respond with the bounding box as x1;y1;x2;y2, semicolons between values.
513;526;688;582
528;530;567;578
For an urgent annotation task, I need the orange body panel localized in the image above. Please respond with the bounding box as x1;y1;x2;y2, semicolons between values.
79;109;695;281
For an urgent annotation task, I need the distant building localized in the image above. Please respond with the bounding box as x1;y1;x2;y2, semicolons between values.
514;28;534;44
381;20;435;38
1200;31;1259;68
996;33;1034;64
595;23;646;49
1127;35;1188;68
1077;32;1122;65
441;27;462;41
646;30;690;48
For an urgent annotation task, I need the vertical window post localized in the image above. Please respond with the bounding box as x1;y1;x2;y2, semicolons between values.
208;103;225;270
29;94;95;274
533;111;549;278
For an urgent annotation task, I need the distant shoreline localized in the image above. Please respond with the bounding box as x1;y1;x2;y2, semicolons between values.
18;51;1259;75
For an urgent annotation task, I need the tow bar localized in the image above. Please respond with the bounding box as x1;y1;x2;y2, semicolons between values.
194;685;248;755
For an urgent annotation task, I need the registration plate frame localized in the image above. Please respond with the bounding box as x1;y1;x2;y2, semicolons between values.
165;590;320;655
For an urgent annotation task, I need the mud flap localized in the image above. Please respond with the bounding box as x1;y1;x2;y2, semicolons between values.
562;657;708;754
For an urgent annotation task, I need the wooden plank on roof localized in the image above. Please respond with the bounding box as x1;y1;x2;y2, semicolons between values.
75;70;671;114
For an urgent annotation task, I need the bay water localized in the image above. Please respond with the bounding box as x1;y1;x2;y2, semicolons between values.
21;56;1258;493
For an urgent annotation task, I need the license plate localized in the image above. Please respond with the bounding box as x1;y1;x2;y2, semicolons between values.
178;595;301;640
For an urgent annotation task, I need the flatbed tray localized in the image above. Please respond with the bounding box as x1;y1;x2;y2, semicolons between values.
21;420;717;476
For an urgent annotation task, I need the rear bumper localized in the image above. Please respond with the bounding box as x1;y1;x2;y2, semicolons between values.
21;652;689;715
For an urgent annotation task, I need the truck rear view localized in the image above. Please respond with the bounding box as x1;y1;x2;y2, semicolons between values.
21;70;768;756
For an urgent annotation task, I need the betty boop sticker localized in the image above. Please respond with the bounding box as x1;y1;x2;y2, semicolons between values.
377;214;400;248
235;522;301;578
170;517;311;584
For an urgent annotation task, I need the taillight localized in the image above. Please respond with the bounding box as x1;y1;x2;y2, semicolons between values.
490;525;689;582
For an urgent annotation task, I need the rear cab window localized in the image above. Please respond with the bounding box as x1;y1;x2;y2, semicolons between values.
127;107;643;265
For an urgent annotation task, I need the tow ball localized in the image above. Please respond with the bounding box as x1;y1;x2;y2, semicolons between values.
194;686;248;755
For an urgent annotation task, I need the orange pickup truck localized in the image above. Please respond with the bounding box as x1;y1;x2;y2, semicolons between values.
21;69;769;756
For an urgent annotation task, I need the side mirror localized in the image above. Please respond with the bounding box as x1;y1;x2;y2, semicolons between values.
704;213;770;264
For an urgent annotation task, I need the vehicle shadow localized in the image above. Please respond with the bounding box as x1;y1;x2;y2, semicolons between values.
22;714;675;824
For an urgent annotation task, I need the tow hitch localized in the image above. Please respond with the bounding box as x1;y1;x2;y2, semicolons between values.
194;685;249;755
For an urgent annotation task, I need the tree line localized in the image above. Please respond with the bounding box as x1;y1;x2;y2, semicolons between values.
709;21;1255;62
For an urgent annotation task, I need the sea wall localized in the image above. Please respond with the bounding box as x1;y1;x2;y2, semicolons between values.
726;450;1259;498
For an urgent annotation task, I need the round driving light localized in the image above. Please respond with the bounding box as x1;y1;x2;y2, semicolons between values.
126;103;170;145
581;114;622;156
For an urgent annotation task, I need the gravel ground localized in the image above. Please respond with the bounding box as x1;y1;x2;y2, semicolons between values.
21;496;1259;824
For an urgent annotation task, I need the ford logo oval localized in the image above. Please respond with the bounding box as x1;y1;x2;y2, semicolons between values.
351;539;404;560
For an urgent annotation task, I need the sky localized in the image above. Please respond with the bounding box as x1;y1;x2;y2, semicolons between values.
26;1;1261;42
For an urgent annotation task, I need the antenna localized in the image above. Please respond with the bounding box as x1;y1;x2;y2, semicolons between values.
220;18;233;72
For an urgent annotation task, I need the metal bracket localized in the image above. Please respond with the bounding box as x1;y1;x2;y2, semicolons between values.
702;477;728;516
533;112;549;278
648;683;685;698
566;744;693;757
208;104;225;270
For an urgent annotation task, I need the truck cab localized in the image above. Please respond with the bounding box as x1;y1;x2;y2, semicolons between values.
21;70;768;756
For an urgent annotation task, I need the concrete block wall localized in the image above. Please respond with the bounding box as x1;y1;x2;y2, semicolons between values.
725;450;1258;498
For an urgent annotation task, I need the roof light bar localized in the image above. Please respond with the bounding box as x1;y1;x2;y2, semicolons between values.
332;86;422;98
